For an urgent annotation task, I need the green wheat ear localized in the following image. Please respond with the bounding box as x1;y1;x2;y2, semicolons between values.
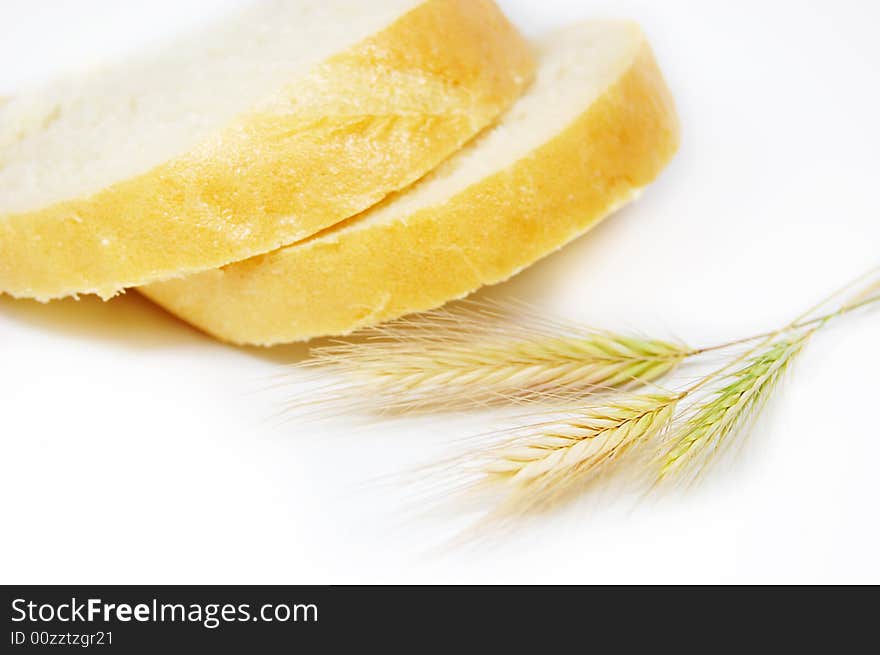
657;336;809;485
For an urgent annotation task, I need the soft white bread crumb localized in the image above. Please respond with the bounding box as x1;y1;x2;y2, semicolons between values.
0;0;420;213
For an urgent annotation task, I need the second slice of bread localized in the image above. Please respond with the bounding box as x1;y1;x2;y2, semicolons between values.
143;21;680;345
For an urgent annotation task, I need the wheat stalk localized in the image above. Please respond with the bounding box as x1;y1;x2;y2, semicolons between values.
845;280;880;309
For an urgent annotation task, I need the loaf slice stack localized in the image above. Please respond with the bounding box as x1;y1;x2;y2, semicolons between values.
142;21;680;345
0;0;533;300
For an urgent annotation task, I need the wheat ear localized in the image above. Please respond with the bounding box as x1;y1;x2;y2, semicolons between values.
481;394;678;515
296;300;692;413
656;334;810;485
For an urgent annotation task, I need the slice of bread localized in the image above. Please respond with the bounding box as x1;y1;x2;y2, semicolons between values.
0;0;533;300
142;21;680;346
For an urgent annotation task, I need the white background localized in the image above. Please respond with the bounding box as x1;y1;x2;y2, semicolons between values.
1;1;878;584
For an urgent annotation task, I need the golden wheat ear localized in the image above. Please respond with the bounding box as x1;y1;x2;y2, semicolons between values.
292;299;693;415
483;394;678;517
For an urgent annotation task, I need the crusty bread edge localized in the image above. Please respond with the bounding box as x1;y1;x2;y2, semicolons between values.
0;0;534;301
142;39;680;346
